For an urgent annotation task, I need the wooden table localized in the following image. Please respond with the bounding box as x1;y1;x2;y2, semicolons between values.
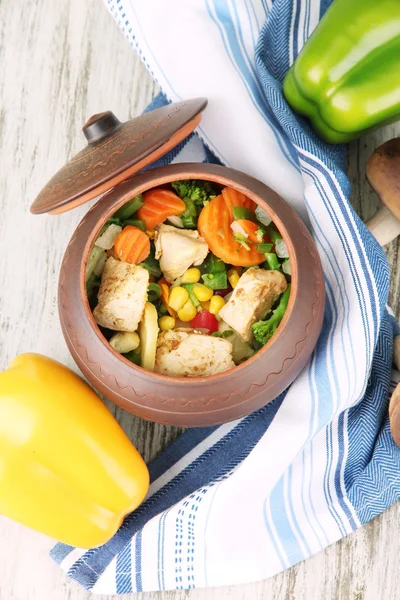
1;1;399;599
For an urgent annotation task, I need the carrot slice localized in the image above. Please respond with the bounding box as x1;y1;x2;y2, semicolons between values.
158;277;177;317
235;219;263;243
198;195;265;267
137;189;186;231
221;187;256;220
113;225;150;264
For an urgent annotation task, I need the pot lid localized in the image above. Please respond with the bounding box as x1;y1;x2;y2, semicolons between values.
30;98;208;215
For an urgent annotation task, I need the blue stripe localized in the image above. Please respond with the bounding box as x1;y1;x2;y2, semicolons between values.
324;425;347;537
244;0;258;46
304;0;312;52
206;0;300;172
287;465;312;556
268;475;305;565
134;531;143;592
335;413;358;529
300;445;325;548
302;192;356;401
307;440;330;547
300;161;372;378
262;498;287;569
116;542;132;593
319;0;332;17
292;0;301;60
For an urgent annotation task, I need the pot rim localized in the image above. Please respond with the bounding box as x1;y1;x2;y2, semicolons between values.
79;164;298;384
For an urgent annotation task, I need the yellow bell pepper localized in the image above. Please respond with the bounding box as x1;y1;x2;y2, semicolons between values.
0;354;149;548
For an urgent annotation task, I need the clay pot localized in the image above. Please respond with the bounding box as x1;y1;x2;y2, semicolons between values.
32;100;325;427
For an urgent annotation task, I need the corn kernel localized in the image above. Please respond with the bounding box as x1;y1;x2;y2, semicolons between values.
158;315;176;331
201;300;210;311
209;295;225;315
177;299;198;322
192;283;214;302
227;268;240;289
181;268;201;284
146;230;155;239
168;286;189;311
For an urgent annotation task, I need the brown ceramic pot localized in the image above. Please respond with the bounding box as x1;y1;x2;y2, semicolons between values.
31;99;325;427
58;163;325;427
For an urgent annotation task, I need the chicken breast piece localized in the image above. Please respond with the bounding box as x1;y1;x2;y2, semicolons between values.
155;329;235;377
219;268;287;342
93;257;149;332
154;224;209;283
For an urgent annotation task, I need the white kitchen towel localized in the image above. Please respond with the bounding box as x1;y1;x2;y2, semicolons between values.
51;0;400;592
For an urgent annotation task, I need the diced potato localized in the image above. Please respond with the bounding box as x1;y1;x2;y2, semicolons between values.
139;302;159;371
109;332;140;354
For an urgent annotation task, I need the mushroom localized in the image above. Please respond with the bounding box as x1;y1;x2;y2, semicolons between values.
394;337;400;374
366;139;400;441
366;138;400;247
389;380;400;447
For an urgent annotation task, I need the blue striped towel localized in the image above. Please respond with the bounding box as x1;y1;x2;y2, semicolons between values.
51;0;400;593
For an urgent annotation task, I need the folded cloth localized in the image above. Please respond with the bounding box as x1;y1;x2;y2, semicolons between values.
51;0;400;593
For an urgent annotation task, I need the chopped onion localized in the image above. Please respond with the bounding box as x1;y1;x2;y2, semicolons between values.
166;215;184;228
175;321;193;329
282;259;291;275
230;221;248;237
255;205;272;226
193;327;209;334
95;224;122;250
275;238;289;258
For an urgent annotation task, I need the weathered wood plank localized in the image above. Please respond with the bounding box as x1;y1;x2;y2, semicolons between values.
0;0;399;599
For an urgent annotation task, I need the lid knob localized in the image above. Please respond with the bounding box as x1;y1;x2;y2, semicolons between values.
82;111;122;144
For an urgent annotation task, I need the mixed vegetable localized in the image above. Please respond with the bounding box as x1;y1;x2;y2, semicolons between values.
86;180;291;378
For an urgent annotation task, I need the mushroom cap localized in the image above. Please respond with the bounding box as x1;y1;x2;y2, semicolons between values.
366;138;400;222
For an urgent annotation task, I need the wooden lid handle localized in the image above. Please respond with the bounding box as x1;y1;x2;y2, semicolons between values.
82;111;121;144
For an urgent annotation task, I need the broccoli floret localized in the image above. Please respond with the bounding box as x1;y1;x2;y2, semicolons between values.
252;286;291;346
171;180;218;205
179;198;198;228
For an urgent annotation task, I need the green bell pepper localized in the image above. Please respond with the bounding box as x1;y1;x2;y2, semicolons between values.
283;0;400;143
